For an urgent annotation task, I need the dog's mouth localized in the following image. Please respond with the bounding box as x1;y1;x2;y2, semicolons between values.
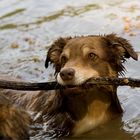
58;77;97;90
58;78;97;96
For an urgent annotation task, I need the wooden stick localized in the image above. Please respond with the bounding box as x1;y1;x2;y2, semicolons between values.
0;77;140;91
0;80;59;91
85;77;140;87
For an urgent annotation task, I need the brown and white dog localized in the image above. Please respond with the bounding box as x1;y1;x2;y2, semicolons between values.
0;34;138;139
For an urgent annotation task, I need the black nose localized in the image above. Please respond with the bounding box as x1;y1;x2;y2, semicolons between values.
60;68;75;81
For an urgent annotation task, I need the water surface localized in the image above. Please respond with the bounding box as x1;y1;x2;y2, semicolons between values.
0;0;140;139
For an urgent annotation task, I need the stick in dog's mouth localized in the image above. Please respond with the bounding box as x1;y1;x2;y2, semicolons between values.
0;77;140;91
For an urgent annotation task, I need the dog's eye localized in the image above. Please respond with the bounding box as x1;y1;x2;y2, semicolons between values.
61;55;68;64
88;53;97;60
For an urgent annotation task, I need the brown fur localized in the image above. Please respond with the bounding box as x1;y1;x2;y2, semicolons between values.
0;34;138;139
0;93;30;140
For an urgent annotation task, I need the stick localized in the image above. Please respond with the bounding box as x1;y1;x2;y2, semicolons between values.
0;77;140;91
85;77;140;87
0;80;59;91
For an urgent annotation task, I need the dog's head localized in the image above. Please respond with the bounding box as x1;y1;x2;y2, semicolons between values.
45;34;138;86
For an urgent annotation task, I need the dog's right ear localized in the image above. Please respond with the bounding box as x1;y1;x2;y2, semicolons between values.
45;37;72;72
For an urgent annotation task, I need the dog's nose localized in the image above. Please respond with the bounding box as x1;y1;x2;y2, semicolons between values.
60;68;75;81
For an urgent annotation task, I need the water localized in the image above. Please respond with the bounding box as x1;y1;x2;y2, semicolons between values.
0;0;140;139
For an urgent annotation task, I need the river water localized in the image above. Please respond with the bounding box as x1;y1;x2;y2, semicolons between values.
0;0;140;139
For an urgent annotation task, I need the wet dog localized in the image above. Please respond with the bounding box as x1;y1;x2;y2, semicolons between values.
0;34;138;139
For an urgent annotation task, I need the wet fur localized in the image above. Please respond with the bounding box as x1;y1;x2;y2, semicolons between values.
0;34;138;139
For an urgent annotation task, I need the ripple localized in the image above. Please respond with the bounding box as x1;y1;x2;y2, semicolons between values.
0;8;25;20
0;4;101;30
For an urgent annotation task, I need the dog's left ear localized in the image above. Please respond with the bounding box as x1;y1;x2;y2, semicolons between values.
45;37;72;72
104;34;138;61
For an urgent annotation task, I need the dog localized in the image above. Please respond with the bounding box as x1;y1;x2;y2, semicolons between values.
0;34;138;139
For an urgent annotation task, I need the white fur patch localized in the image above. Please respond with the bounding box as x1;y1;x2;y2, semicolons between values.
72;112;107;135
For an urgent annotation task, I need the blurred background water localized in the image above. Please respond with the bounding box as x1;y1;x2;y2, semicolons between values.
0;0;140;139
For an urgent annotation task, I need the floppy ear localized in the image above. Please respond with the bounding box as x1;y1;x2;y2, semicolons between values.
45;37;72;73
104;34;138;61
